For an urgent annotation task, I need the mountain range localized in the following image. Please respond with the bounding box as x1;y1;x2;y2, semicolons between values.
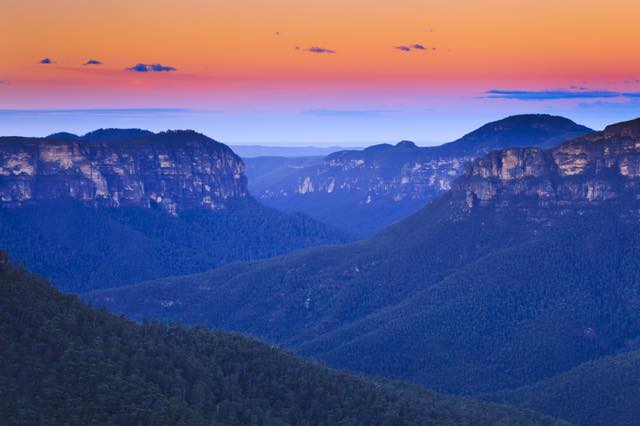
231;145;354;158
247;114;593;236
0;129;348;292
88;117;640;425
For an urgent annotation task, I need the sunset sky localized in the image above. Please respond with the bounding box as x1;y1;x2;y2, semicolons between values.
2;0;640;144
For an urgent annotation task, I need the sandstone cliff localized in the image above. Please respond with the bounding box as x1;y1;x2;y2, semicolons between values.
254;114;592;205
250;114;593;235
456;118;640;209
0;130;247;214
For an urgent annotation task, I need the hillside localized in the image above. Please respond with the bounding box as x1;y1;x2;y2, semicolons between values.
0;255;559;425
251;114;592;235
490;349;640;426
0;129;349;292
0;198;348;293
299;208;640;394
88;118;640;400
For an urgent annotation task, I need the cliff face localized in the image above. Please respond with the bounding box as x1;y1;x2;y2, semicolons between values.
248;115;592;236
254;114;592;206
0;130;247;214
456;118;640;209
278;142;468;203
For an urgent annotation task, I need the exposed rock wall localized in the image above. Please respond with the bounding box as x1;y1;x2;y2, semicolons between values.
281;150;468;204
0;131;247;214
456;118;640;208
253;115;592;208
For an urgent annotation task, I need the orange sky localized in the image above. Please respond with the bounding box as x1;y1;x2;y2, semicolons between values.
3;0;640;81
1;0;640;142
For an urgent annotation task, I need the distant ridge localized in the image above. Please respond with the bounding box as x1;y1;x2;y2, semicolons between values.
435;114;593;156
249;114;594;235
46;128;155;141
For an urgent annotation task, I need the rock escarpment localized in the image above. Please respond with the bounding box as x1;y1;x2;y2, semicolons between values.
0;130;247;214
456;118;640;209
249;115;593;235
276;141;468;203
256;114;592;205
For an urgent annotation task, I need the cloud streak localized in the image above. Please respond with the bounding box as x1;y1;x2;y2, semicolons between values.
84;59;102;65
296;46;336;54
394;44;432;52
484;89;640;101
126;63;177;72
39;58;53;64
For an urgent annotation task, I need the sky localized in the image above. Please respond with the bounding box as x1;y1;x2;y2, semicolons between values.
1;0;640;145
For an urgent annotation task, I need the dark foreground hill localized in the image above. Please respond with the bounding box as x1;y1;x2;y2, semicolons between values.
88;118;640;407
489;349;640;426
0;255;558;425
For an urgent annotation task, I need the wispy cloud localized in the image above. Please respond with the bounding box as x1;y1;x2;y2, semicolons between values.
126;63;177;72
0;80;10;86
39;58;53;64
303;108;399;117
394;44;432;52
484;89;640;101
300;46;336;54
84;59;102;66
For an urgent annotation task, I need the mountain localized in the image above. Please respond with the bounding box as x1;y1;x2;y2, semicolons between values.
89;118;640;402
490;349;640;426
0;130;349;292
79;128;156;141
46;128;156;142
0;254;560;425
6;129;246;214
435;113;593;155
231;145;357;158
251;114;593;236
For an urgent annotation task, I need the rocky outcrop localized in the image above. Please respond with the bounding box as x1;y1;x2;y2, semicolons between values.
456;118;640;209
246;114;593;235
254;114;592;207
0;130;247;214
277;143;468;203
